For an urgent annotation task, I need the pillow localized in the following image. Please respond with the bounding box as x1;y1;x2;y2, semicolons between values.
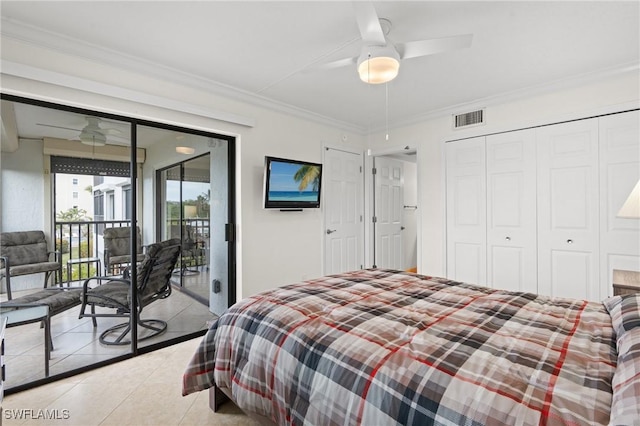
608;327;640;425
603;294;640;425
603;293;640;340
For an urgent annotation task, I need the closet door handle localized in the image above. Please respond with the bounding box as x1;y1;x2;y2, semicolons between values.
326;229;337;235
505;236;511;241
567;239;573;244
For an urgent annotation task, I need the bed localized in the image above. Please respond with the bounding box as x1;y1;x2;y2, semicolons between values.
182;268;640;425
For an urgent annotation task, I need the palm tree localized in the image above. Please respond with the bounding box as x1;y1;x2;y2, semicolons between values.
293;165;320;192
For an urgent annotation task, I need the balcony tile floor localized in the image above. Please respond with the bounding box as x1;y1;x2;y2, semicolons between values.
1;277;216;390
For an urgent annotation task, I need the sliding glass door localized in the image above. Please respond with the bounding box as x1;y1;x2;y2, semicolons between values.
158;154;211;304
155;136;233;317
1;94;235;392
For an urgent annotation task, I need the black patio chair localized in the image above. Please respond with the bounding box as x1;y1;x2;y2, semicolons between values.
78;238;181;345
0;230;62;300
170;224;202;275
102;226;144;276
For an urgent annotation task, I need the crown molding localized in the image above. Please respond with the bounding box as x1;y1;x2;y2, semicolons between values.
1;60;258;128
2;17;636;136
0;17;365;135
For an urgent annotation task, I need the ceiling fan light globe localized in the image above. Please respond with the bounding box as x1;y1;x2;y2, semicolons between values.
358;57;400;84
357;46;400;84
79;131;106;146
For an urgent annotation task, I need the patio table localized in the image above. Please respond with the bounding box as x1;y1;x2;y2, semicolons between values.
0;305;50;377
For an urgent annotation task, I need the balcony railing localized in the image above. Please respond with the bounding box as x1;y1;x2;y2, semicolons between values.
165;218;210;271
54;220;130;284
55;218;210;284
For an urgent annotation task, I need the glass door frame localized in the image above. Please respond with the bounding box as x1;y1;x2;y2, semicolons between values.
0;93;236;394
156;153;212;306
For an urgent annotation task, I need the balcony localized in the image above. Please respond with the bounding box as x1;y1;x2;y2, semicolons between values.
55;220;127;283
55;219;210;284
1;97;227;394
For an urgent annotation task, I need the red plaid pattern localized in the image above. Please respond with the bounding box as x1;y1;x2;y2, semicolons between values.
183;269;621;425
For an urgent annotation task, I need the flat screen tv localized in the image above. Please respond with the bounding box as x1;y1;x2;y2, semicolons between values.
263;156;322;209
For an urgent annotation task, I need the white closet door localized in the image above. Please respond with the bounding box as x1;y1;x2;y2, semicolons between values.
486;129;537;293
537;118;599;300
599;110;640;298
446;137;486;286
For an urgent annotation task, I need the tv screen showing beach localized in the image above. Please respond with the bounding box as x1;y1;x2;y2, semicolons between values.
268;160;321;202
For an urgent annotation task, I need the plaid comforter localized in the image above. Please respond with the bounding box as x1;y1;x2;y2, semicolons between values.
183;269;619;425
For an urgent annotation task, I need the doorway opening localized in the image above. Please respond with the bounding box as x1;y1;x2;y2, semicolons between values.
52;156;135;284
371;149;418;272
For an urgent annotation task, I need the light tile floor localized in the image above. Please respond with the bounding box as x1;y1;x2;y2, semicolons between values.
2;337;260;426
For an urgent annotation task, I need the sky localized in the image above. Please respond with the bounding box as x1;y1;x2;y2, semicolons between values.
269;160;317;192
166;180;209;202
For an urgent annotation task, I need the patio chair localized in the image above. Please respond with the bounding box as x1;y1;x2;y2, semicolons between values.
0;231;63;300
170;224;201;275
78;238;181;345
103;226;144;276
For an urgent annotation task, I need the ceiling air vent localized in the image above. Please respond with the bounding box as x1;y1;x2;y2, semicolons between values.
453;109;485;129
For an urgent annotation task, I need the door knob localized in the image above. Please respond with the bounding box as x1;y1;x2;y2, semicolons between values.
326;229;337;235
400;226;405;231
567;239;573;244
505;236;511;241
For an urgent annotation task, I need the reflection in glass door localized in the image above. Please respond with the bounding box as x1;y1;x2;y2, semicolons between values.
159;154;211;304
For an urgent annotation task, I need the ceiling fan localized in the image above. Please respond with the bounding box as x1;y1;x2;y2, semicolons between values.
314;2;473;84
37;116;126;146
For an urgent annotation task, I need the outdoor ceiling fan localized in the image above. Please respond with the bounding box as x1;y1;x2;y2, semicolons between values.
37;116;126;146
314;2;473;84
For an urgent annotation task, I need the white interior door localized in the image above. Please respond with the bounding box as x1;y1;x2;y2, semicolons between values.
445;137;487;286
323;148;363;275
486;129;537;293
537;118;599;300
374;156;404;269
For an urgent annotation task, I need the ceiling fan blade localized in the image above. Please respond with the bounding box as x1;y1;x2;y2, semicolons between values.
101;128;123;136
397;34;473;60
304;56;358;72
36;123;81;132
353;2;386;45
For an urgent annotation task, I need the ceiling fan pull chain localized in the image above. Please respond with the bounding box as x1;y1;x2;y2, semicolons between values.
385;82;389;141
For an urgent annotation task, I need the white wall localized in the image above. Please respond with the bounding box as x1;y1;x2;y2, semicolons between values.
367;69;640;278
2;36;638;299
1;139;45;232
1;37;365;300
0;139;48;291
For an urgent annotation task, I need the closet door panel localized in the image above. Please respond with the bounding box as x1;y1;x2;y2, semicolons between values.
453;242;484;284
550;251;593;299
486;129;537;292
446;137;486;286
600;110;640;298
537;119;599;300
